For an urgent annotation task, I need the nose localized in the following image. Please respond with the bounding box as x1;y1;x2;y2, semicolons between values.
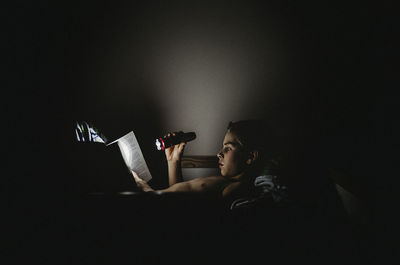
217;151;224;159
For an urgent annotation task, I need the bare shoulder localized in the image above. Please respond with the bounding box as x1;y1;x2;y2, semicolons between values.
188;175;230;192
191;175;228;184
222;181;241;198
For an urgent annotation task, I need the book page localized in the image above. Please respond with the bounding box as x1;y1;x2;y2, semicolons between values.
107;131;152;182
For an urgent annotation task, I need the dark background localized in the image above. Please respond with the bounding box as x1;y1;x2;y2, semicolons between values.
6;0;377;193
5;0;382;264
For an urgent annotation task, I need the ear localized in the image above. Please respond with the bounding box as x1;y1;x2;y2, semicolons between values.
246;150;259;165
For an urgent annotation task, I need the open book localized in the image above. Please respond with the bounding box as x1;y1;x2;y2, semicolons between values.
107;131;152;182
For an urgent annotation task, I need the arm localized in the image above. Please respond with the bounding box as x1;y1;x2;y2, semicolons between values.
131;132;186;192
161;177;209;193
164;132;186;186
167;160;183;186
131;171;154;192
132;170;227;194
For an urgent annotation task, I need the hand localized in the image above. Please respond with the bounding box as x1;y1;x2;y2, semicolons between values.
131;170;154;192
164;132;186;163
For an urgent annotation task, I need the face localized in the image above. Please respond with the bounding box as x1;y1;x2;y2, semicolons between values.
217;131;247;178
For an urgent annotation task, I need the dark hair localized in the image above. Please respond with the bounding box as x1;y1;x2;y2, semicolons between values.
227;120;279;168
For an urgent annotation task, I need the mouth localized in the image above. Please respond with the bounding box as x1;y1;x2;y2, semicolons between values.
218;162;224;168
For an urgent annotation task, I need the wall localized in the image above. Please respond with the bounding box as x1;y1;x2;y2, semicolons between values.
7;0;376;199
64;1;291;151
56;1;374;177
7;0;375;194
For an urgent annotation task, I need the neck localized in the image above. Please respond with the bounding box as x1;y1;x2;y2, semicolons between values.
229;171;247;182
222;172;254;199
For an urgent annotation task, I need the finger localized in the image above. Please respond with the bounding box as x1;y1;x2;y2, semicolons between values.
178;142;186;151
131;170;141;181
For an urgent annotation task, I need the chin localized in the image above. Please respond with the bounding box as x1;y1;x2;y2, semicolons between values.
221;171;233;179
220;169;227;177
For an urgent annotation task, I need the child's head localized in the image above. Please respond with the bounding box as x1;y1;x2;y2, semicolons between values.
217;120;278;178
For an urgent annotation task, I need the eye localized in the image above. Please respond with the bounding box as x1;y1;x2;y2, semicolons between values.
224;147;232;152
